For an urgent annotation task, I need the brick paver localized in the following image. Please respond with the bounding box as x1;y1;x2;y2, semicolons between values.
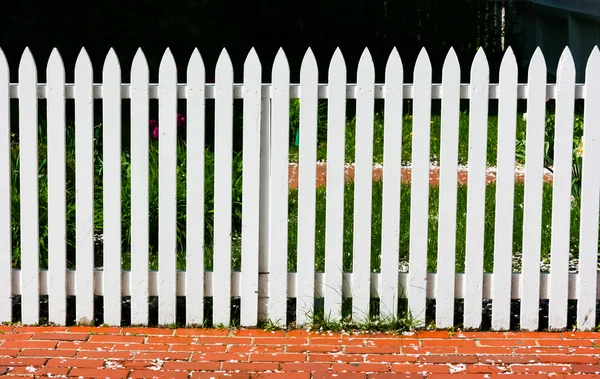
0;327;599;378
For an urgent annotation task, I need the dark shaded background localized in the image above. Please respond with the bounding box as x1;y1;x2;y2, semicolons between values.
0;0;525;84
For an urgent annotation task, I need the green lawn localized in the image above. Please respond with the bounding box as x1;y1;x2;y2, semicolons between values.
288;110;530;167
9;109;588;275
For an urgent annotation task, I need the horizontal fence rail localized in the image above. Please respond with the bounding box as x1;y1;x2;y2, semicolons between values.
1;45;600;331
6;83;593;99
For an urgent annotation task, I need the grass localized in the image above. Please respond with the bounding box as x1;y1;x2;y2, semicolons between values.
8;106;589;277
287;105;529;167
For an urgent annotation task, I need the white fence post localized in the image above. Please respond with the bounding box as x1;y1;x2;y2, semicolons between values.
436;48;460;329
520;48;546;331
268;49;290;326
296;48;318;326
75;48;95;325
47;49;67;326
409;48;432;327
130;48;150;326
0;48;11;323
380;48;403;320
213;49;234;326
102;48;122;326
19;48;40;325
352;48;375;321
464;48;490;330
577;47;600;331
158;48;178;326
491;47;518;331
186;48;206;326
241;48;262;327
549;47;575;331
324;48;346;322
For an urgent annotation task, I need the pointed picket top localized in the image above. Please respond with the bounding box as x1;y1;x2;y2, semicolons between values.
329;48;346;77
47;49;65;90
132;48;149;78
273;48;289;73
244;48;260;73
500;47;517;73
357;48;374;78
528;47;546;76
471;47;489;77
216;48;233;71
75;48;92;73
415;47;432;73
132;48;148;69
443;47;460;75
103;48;120;72
48;48;65;73
0;48;7;81
301;48;318;74
386;47;402;76
585;46;600;78
19;47;37;76
558;47;575;74
159;48;177;76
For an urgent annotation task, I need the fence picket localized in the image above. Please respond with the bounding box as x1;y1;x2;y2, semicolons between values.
577;47;600;331
352;48;375;321
324;49;347;321
241;49;261;327
19;48;39;325
47;49;67;325
296;48;318;326
0;48;10;323
102;49;122;325
186;49;206;326
380;48;403;319
436;48;460;329
269;49;290;325
491;48;518;331
549;48;575;330
158;49;178;325
75;48;95;325
464;48;490;330
520;48;546;331
409;48;432;326
130;49;150;325
213;49;234;326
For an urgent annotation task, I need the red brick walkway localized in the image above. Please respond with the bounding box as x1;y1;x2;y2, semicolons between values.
1;326;599;378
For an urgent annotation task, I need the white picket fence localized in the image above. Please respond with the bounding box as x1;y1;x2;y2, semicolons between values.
0;45;599;331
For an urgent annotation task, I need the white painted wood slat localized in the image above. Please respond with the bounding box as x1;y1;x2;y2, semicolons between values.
158;48;178;325
75;48;95;325
436;48;460;329
19;48;40;325
186;48;206;326
380;48;403;319
408;48;432;326
352;48;375;321
47;49;67;325
296;48;318;326
241;48;261;327
464;48;490;330
130;49;150;325
324;49;346;321
520;48;547;331
268;49;290;325
491;47;518;331
213;49;234;326
549;47;575;331
102;49;122;326
0;48;11;323
577;47;600;331
258;82;270;324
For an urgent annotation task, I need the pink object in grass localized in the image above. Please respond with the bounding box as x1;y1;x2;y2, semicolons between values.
177;113;186;128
